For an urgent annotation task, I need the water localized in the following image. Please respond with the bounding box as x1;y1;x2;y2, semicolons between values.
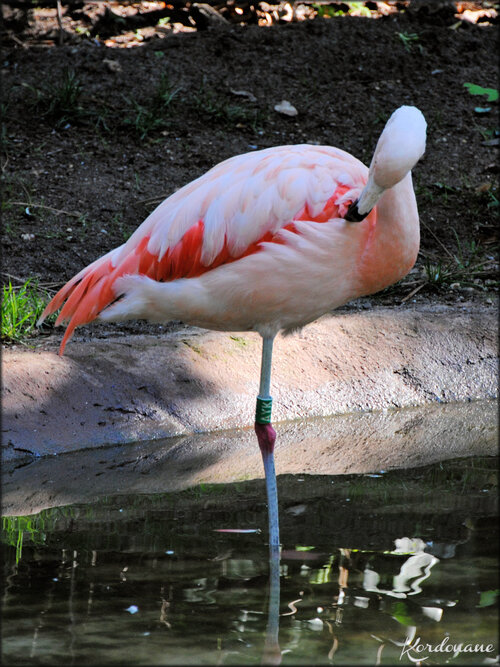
2;456;498;665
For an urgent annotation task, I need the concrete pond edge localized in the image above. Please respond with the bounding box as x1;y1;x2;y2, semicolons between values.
2;302;497;465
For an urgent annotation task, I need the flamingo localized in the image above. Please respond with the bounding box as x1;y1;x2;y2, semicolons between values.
39;105;427;554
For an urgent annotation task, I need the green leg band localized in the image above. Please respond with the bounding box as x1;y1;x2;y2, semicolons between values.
256;396;273;424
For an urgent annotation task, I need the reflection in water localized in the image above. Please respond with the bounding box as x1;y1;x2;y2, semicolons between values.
363;538;440;599
1;456;498;665
262;546;281;665
248;530;452;661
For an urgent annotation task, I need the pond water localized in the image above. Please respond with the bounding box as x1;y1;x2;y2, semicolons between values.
2;456;498;665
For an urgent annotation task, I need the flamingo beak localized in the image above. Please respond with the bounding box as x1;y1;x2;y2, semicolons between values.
344;200;371;223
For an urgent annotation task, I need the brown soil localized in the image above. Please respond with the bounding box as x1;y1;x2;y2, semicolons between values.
1;1;498;344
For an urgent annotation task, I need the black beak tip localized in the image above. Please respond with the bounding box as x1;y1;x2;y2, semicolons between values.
344;201;369;223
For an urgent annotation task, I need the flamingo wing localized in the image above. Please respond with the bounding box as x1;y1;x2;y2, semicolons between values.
40;144;366;353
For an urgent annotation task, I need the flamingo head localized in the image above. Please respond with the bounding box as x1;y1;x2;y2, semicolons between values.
345;106;427;222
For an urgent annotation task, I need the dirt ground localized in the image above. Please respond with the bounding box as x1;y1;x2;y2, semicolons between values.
1;1;498;345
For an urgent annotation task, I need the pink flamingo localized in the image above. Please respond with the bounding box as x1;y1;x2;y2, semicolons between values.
39;105;427;552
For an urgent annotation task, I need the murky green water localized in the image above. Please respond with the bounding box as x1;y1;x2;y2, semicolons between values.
2;456;498;665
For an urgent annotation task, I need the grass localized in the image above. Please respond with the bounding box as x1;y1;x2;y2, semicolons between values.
22;68;84;127
2;515;45;564
19;70;267;139
422;235;493;290
192;85;266;132
0;100;11;159
383;223;498;302
417;228;498;295
473;123;500;142
487;189;499;209
2;506;77;564
396;31;422;53
123;73;182;139
108;212;133;242
399;178;499;297
21;67;113;133
2;173;35;207
1;280;55;344
123;98;162;139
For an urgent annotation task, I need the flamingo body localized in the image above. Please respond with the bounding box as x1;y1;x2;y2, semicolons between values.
41;114;424;353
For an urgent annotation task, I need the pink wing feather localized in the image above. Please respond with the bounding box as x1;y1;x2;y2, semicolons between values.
40;144;365;353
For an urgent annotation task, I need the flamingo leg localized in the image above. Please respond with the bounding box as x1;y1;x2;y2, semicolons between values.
255;336;280;552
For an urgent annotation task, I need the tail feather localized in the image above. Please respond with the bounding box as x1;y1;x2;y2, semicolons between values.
40;239;156;354
38;250;115;323
58;278;109;354
39;250;117;353
38;273;83;323
55;270;98;326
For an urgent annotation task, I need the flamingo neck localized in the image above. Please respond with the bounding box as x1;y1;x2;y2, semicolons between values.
357;172;420;296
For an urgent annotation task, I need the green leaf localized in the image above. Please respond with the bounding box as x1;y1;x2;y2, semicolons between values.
464;83;499;102
477;589;499;608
